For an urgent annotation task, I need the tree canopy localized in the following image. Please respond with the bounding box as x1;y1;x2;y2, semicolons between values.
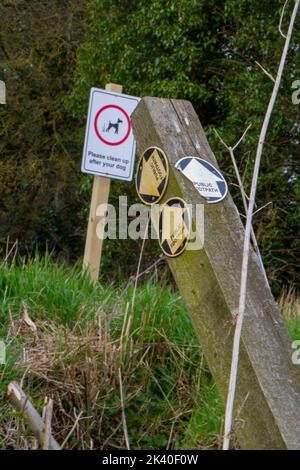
1;0;299;292
0;0;86;260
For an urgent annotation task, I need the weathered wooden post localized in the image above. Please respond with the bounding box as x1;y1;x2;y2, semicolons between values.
132;97;300;450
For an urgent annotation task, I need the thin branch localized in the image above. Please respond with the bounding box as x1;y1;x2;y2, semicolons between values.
214;127;250;207
279;0;289;38
109;256;166;324
43;398;53;450
214;126;268;284
4;239;18;262
119;368;130;450
255;61;275;82
232;124;253;151
131;213;150;312
253;201;273;216
223;0;300;450
60;411;84;449
7;382;61;450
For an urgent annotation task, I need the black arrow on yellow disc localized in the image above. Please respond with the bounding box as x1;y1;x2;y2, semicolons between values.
135;147;169;205
158;197;191;257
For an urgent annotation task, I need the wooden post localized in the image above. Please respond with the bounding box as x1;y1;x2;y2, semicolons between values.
131;97;300;450
83;83;123;283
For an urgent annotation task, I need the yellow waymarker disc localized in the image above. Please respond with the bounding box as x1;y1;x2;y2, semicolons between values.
158;197;190;258
135;146;169;205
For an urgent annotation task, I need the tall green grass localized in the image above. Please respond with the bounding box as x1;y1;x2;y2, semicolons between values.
0;256;299;450
0;255;223;449
0;253;108;328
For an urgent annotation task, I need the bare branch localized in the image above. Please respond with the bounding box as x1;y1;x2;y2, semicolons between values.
279;0;289;39
253;201;273;216
223;0;300;450
43;398;53;450
214;126;268;284
119;368;130;450
232;124;253;151
255;61;275;82
60;410;84;449
7;382;61;450
131;213;150;311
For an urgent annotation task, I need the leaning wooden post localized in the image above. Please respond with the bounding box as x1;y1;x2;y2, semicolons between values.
132;97;300;450
83;83;123;283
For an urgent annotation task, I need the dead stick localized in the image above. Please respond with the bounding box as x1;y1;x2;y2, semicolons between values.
43;398;53;450
118;368;130;450
7;382;61;450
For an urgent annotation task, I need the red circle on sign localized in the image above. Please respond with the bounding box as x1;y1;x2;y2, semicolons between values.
94;104;131;146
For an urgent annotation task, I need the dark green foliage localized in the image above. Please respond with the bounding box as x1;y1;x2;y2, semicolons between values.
0;1;87;260
209;0;300;292
0;0;299;291
70;0;299;292
69;0;225;121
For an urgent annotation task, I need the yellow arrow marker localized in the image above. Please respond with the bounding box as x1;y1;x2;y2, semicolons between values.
139;150;162;196
136;147;169;205
162;205;186;245
159;197;190;257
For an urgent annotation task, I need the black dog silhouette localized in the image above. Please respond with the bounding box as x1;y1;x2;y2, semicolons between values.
106;118;123;134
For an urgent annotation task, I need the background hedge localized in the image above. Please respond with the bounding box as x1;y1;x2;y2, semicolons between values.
1;0;299;293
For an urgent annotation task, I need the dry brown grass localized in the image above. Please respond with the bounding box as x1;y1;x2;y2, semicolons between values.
2;285;299;451
10;312;136;449
2;302;209;450
278;287;300;319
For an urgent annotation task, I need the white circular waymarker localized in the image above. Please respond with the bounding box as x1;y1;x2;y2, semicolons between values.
94;104;131;146
175;156;228;204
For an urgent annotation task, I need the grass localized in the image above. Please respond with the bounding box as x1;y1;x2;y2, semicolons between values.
278;287;300;340
0;254;222;450
0;255;299;450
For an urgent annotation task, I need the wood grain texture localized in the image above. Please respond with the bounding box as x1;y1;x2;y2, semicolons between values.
131;97;300;449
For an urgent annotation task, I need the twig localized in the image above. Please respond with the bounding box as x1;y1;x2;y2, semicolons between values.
214;126;269;285
166;421;175;450
118;368;130;450
131;213;150;312
279;0;289;38
223;0;300;450
232;124;253;151
7;382;61;450
4;239;18;262
101;422;122;449
43;398;53;450
109;256;166;324
213;126;252;211
255;61;275;82
253;201;273;216
60;410;84;449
